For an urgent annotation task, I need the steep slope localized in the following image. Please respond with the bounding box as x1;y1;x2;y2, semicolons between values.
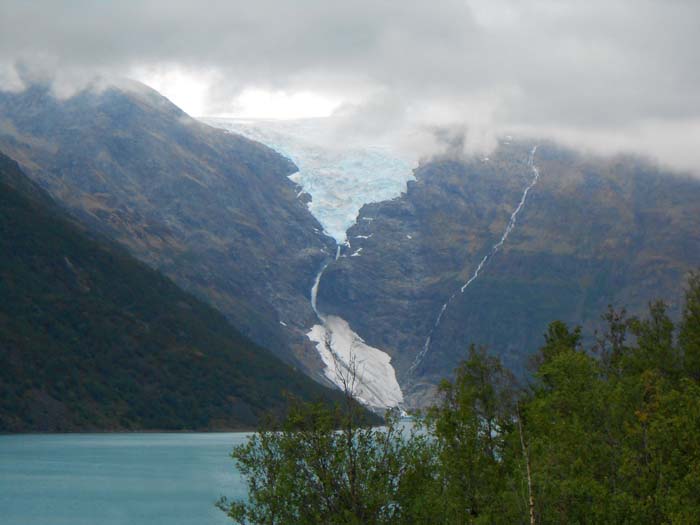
316;141;700;406
0;152;343;432
0;82;333;376
205;117;414;408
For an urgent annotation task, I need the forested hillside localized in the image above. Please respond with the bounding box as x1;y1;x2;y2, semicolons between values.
0;152;342;432
0;82;333;377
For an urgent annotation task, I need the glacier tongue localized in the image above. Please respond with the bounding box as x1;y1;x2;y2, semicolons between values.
202;117;416;244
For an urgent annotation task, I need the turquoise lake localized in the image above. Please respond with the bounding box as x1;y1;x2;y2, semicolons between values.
0;433;249;525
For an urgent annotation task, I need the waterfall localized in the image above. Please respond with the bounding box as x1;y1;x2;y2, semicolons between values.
310;245;342;318
310;259;330;318
409;146;541;375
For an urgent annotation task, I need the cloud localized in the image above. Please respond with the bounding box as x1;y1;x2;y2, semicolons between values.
1;0;698;171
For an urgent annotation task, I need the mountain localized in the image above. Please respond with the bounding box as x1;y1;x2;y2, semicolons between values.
0;151;344;432
208;119;700;407
0;81;334;380
3;83;699;411
315;141;700;406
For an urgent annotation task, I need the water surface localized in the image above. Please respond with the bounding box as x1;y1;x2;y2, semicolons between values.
0;432;249;525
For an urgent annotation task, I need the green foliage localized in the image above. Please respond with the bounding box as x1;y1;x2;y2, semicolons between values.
425;345;518;523
219;394;435;525
680;272;700;380
628;300;679;379
226;273;700;524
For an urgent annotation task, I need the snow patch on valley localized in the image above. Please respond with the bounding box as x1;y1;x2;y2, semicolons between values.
309;257;403;408
308;317;403;409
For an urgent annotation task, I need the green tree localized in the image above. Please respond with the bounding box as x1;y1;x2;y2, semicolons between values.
680;271;700;380
526;332;615;524
627;301;679;380
595;305;629;379
522;274;700;523
218;362;435;525
425;345;523;524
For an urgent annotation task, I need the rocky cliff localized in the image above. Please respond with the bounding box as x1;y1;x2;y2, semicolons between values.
317;141;700;406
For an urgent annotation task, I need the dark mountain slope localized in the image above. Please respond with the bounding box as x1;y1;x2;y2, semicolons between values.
0;82;333;376
318;142;700;406
0;152;342;432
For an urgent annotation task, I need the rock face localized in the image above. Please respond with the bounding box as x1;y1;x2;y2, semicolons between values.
3;84;699;409
0;82;334;377
317;141;700;407
0;152;345;432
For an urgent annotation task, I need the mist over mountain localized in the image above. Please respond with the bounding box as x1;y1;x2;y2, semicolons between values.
2;1;699;173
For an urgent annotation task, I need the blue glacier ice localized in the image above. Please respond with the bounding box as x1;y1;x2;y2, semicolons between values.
203;117;416;244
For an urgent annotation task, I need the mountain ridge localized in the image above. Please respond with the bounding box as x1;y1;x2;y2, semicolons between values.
4;82;699;410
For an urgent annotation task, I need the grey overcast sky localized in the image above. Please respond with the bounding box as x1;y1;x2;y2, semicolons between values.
1;0;698;170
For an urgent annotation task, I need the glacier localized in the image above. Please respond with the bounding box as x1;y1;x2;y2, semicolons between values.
204;117;412;408
202;117;416;244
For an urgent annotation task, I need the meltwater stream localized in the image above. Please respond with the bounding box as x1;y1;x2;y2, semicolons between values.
409;146;541;375
204;117;408;409
308;245;404;409
310;245;340;316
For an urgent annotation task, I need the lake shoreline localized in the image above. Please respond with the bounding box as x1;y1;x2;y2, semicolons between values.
0;428;257;436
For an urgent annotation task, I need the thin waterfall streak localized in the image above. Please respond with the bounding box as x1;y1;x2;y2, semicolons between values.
311;244;343;318
460;254;489;292
410;146;540;376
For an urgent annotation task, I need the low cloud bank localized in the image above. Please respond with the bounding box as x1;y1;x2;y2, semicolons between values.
1;0;698;172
